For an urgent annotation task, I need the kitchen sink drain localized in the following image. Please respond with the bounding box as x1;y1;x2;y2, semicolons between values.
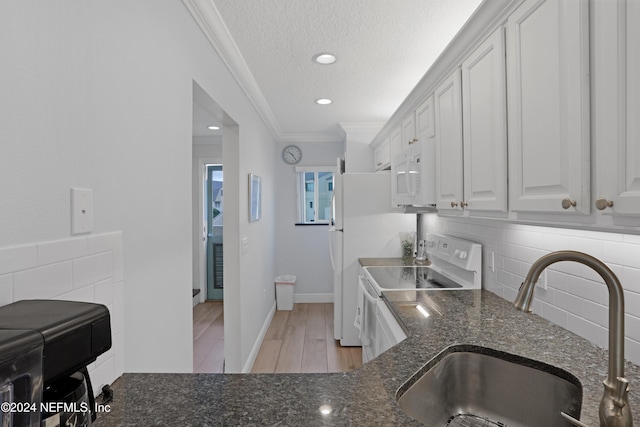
445;413;506;427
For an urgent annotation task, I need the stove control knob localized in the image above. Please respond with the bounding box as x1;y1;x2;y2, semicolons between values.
458;251;468;260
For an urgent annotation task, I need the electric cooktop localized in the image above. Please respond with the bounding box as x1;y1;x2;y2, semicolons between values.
363;265;462;293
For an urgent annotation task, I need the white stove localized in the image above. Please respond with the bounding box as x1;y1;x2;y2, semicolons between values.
362;234;482;296
357;234;482;363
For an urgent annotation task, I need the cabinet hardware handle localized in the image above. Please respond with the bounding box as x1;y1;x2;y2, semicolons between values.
460;201;468;208
408;138;418;145
595;198;614;210
561;198;577;209
377;162;382;166
450;202;458;208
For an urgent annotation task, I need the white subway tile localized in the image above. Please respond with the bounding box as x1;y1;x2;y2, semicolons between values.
53;285;95;304
113;281;124;334
625;338;640;366
625;314;640;342
0;274;13;306
624;290;640;318
14;262;73;300
113;331;124;378
0;244;37;275
37;237;87;266
89;355;115;395
602;241;640;268
94;278;114;307
539;300;568;329
87;232;122;255
582;299;608;328
622;267;640;293
567;313;607;349
554;290;583;316
73;252;112;288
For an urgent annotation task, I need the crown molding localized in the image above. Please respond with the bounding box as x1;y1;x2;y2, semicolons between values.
183;0;342;144
183;0;282;140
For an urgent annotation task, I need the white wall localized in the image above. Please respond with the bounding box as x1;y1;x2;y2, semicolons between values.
275;141;343;300
0;0;277;373
420;215;640;365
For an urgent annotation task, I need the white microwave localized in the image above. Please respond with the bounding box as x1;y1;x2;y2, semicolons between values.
391;141;436;207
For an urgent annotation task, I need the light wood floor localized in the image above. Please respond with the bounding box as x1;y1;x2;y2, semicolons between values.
251;303;362;373
193;302;362;374
193;301;225;373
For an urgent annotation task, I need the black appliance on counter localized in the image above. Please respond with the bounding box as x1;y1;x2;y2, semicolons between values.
0;300;112;427
0;329;44;427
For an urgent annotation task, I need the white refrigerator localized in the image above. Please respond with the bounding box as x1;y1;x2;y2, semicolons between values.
329;161;415;346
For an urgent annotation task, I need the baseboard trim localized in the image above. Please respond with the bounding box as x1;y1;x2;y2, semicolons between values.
294;293;333;303
242;300;277;373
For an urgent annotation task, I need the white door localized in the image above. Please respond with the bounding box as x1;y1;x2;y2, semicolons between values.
462;27;508;212
435;69;464;212
506;0;590;214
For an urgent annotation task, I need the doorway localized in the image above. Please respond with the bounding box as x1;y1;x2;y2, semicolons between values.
206;164;223;300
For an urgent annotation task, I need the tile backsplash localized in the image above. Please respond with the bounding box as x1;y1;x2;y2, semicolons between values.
420;215;640;365
0;232;124;395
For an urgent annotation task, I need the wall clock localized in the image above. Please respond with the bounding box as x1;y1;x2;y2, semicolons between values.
282;144;302;165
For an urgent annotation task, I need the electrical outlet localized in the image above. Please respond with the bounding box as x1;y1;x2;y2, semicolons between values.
535;270;548;290
241;237;248;254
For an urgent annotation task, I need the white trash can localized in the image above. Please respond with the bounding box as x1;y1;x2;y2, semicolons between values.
275;275;296;311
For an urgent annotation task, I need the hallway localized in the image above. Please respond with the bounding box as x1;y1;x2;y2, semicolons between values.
192;302;362;373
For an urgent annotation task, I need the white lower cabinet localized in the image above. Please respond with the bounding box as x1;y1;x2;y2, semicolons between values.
506;0;590;214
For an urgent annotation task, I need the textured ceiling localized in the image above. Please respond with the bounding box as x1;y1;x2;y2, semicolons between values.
197;0;483;142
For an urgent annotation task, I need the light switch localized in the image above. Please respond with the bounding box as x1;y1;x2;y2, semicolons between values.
241;237;248;254
71;188;94;235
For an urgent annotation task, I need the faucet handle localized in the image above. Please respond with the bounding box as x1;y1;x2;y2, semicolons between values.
614;377;630;410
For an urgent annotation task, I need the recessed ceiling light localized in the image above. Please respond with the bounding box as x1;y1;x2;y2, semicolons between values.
312;53;336;65
315;98;332;105
207;125;221;131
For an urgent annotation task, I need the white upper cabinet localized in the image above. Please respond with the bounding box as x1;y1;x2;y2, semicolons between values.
400;113;417;152
593;0;640;215
373;137;391;171
461;27;508;212
415;95;435;141
390;126;402;160
435;69;464;212
506;0;590;214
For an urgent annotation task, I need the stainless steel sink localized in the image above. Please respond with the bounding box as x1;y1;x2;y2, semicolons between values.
396;345;582;427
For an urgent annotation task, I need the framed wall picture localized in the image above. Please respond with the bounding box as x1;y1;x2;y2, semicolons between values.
249;173;262;221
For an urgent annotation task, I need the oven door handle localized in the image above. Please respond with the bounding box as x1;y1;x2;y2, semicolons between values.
359;275;380;303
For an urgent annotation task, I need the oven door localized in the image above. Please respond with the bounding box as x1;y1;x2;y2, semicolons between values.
358;275;379;363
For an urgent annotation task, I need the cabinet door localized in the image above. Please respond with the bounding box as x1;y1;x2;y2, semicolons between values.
506;0;590;214
390;126;402;160
462;28;508;212
374;137;390;171
594;0;640;215
401;113;416;152
416;95;435;140
435;69;464;212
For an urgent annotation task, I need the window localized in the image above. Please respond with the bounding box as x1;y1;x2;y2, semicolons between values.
296;166;335;224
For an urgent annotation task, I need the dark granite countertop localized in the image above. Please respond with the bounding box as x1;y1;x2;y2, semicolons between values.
93;263;639;426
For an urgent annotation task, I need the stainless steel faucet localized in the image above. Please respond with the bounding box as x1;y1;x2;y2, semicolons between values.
514;250;633;427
